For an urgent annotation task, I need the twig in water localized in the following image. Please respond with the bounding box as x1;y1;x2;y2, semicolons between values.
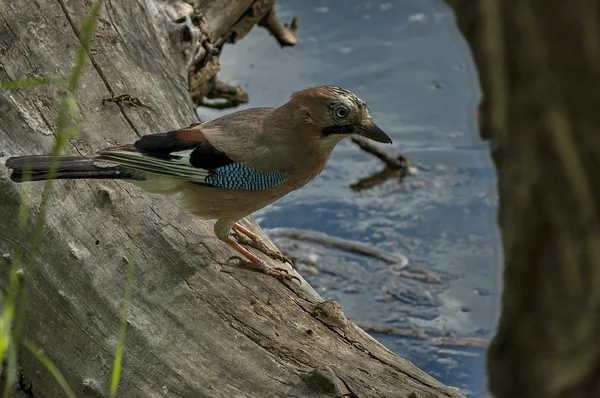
397;268;441;284
350;136;417;191
351;136;407;169
355;321;489;349
271;228;409;267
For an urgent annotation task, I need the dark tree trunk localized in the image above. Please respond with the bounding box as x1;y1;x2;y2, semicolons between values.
0;0;463;396
444;1;600;397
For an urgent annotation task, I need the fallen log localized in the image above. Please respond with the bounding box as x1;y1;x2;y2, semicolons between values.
0;0;464;396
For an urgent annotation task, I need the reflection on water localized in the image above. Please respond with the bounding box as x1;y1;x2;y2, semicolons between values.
197;1;500;396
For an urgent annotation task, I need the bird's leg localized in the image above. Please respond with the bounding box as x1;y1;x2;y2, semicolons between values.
232;223;295;269
214;220;299;283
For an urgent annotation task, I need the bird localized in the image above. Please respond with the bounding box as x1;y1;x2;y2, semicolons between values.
4;86;392;282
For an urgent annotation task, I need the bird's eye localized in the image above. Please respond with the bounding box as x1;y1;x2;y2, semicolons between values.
334;107;349;119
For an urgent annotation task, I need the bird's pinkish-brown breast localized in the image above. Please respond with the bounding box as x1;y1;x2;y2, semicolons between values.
178;182;295;222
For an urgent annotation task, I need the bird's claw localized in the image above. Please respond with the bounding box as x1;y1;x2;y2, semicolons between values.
265;267;301;283
268;251;295;270
232;231;296;269
227;256;300;283
277;252;295;269
227;255;244;264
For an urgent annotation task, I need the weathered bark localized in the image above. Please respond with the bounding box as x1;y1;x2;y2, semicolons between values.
0;0;463;397
444;1;600;397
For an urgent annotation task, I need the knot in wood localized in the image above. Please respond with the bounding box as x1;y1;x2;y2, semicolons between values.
97;186;115;205
313;300;348;330
82;378;103;397
301;366;351;396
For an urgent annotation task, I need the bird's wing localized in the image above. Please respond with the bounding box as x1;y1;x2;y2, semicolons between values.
96;127;288;190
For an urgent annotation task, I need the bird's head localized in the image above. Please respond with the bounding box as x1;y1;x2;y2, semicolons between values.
287;86;392;147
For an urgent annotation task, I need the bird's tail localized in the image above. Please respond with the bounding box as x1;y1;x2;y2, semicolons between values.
5;155;142;182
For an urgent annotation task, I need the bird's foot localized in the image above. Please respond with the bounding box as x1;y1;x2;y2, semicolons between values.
232;225;295;269
228;256;300;283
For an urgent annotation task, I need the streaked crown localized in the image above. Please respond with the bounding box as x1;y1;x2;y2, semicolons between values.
287;85;391;144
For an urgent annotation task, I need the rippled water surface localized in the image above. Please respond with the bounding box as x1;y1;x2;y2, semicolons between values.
198;1;500;396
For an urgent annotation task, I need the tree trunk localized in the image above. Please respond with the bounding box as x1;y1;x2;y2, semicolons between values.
0;0;463;397
444;1;600;397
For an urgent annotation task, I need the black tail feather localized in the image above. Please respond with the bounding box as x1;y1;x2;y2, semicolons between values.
5;155;144;182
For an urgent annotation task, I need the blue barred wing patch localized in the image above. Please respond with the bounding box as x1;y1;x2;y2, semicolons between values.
205;163;287;190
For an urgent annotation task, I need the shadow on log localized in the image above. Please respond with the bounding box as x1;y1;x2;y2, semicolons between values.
444;1;600;397
0;0;464;397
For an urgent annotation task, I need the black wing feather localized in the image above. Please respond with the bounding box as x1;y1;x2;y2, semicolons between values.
133;128;233;170
189;141;232;169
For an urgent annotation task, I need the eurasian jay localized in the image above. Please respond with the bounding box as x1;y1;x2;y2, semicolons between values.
5;86;392;281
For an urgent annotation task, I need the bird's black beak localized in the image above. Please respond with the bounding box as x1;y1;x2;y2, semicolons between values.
355;123;393;144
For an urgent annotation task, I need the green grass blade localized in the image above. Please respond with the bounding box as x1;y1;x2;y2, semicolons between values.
13;0;105;342
2;340;17;398
110;244;136;397
0;169;31;343
23;340;76;398
68;0;104;92
2;1;105;394
0;77;55;91
0;169;32;395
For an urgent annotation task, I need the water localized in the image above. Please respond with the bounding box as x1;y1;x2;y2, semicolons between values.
197;1;501;396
